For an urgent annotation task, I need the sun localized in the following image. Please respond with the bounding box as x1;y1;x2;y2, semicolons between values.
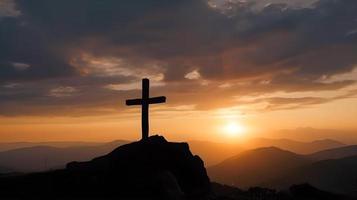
223;121;246;137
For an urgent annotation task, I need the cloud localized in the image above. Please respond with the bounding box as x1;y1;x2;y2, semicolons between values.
236;88;357;111
48;86;77;97
0;0;21;18
11;62;30;71
105;79;165;91
185;70;201;80
0;0;357;116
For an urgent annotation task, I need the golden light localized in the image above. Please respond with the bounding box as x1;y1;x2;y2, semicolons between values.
223;121;246;137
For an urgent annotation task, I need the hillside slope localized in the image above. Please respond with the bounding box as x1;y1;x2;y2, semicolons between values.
273;155;357;195
208;147;310;187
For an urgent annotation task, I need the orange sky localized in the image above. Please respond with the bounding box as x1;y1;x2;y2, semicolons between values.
1;93;356;143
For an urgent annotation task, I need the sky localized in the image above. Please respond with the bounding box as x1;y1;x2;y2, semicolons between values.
0;0;356;143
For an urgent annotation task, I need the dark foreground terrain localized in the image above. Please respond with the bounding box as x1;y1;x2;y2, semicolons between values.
211;182;355;200
0;136;354;200
0;136;210;200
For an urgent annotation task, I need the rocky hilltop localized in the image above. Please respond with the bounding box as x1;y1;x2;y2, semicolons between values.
0;135;211;200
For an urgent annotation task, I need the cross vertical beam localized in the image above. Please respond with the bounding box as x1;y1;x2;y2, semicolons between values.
142;78;149;140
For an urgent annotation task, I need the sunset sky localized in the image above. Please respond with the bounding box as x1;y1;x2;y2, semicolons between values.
0;0;356;143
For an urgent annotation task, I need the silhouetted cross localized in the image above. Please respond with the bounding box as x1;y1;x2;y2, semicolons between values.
126;78;166;140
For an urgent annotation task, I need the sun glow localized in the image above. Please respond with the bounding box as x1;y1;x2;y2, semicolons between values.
223;121;246;137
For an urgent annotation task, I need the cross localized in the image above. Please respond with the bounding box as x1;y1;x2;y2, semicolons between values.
126;78;166;140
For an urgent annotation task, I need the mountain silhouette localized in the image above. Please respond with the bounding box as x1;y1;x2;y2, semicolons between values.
0;141;108;152
0;135;211;199
0;139;241;172
276;155;357;195
208;147;311;187
0;140;128;172
0;138;344;172
244;138;345;154
308;145;357;161
0;140;238;172
208;145;357;196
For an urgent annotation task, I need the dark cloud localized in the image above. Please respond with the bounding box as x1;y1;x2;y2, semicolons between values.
0;0;357;116
245;89;357;111
0;17;76;82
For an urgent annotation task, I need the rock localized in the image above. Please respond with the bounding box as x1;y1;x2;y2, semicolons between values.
0;135;211;200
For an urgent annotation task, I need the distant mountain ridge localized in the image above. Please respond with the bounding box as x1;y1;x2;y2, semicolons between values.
208;144;357;196
0;140;126;152
0;140;129;172
276;155;357;195
308;145;357;160
0;137;347;173
244;138;345;154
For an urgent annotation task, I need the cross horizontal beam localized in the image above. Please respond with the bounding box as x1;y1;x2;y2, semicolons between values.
126;98;141;106
148;96;166;104
126;96;166;106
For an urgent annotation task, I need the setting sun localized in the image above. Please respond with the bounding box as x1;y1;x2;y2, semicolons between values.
223;122;246;137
